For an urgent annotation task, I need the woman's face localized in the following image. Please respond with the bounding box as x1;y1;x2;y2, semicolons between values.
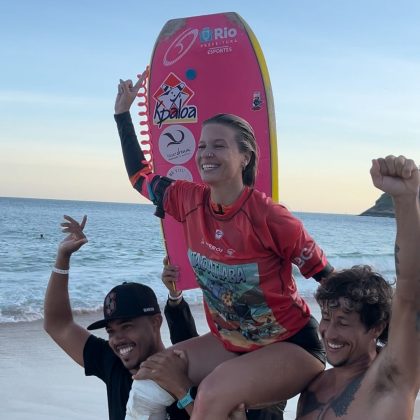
196;123;249;188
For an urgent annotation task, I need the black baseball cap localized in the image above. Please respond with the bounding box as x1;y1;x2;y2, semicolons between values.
87;282;161;330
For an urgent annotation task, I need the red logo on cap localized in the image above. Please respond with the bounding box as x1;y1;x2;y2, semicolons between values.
105;292;117;316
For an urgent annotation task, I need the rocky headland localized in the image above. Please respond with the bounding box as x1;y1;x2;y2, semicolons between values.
360;192;420;217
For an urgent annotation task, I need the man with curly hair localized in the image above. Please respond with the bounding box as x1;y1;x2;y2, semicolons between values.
295;155;420;420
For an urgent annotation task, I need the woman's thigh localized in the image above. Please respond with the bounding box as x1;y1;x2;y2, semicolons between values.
168;333;238;384
198;341;324;407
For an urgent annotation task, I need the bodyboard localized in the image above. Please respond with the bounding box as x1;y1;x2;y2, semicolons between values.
142;12;277;290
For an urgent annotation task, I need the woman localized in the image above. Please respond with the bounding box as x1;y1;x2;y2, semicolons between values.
115;73;332;419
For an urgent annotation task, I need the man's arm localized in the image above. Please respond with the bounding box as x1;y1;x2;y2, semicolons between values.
131;258;198;416
371;155;420;392
43;215;90;367
165;299;199;344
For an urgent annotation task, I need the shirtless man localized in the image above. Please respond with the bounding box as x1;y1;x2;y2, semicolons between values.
296;155;420;419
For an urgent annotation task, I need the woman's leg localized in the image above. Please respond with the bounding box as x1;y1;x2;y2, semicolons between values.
129;334;237;417
190;341;325;420
170;332;238;384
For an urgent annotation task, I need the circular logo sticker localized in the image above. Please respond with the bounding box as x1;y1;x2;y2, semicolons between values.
167;166;193;181
158;125;196;164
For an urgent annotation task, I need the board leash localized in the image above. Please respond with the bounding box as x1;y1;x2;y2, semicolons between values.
136;66;154;172
135;67;176;291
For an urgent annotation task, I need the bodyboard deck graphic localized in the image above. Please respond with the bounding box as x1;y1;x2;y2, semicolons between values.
146;12;277;289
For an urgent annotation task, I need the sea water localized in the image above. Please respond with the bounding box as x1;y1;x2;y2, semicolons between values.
0;197;396;323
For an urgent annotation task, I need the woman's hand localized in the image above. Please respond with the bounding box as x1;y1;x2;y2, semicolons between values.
114;70;147;114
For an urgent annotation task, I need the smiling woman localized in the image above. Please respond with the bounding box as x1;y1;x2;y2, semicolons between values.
197;114;258;193
114;70;334;418
195;116;256;202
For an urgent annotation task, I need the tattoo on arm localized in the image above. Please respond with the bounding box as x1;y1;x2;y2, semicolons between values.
394;243;400;276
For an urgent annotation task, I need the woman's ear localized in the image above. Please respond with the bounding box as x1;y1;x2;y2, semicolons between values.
243;152;252;167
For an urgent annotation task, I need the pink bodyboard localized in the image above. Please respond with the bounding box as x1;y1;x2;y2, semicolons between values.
143;12;277;290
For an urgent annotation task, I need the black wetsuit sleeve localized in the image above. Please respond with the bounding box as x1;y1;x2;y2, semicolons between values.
312;261;334;282
114;111;149;192
164;298;199;344
114;112;175;218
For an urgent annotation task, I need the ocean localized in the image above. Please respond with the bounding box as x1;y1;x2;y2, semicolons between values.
0;197;397;324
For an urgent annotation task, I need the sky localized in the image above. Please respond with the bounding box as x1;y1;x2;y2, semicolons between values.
1;0;419;214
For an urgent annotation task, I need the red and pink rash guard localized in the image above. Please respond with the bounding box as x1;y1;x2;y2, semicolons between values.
115;111;331;352
162;181;328;352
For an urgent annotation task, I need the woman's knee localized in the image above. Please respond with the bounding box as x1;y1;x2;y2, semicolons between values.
193;365;235;413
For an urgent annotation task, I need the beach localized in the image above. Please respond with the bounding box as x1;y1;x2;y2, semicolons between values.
0;198;418;419
0;303;209;420
1;300;419;420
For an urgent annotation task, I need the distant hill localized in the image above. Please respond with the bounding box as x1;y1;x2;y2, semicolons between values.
360;192;420;218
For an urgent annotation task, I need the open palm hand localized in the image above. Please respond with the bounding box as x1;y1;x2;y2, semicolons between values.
58;215;88;257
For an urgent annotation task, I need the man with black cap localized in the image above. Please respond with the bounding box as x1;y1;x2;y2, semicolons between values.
44;215;197;420
44;215;287;420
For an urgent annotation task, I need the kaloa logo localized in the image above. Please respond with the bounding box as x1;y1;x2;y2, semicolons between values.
153;73;198;128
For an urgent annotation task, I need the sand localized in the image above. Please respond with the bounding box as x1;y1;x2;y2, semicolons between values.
0;302;418;420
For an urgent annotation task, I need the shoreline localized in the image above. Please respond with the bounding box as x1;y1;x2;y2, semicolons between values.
0;301;418;420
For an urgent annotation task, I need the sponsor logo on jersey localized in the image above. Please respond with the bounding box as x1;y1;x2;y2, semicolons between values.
201;237;224;253
189;251;247;284
293;242;316;268
215;229;224;240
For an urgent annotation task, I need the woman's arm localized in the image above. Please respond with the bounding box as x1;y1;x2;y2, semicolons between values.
114;76;175;215
114;74;153;194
